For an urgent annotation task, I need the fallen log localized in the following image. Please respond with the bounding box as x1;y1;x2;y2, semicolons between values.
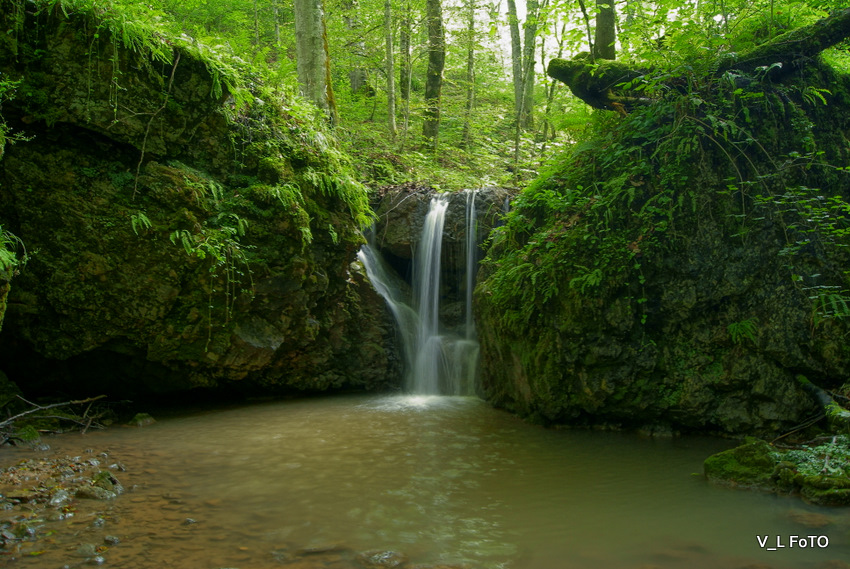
547;8;850;112
797;375;850;433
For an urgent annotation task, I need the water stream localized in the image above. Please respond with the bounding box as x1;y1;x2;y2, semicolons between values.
3;191;845;567
1;394;846;569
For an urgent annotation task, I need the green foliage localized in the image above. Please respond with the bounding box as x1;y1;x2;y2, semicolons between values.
0;72;28;159
480;44;850;338
30;0;252;107
784;436;850;478
0;225;27;275
14;424;40;443
130;211;152;236
728;318;759;346
169;211;255;348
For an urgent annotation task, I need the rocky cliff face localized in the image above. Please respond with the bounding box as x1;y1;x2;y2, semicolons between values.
475;63;850;435
0;4;399;398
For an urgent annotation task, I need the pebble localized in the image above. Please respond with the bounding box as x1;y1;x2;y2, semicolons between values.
76;543;98;557
356;550;408;569
50;489;70;506
104;535;120;545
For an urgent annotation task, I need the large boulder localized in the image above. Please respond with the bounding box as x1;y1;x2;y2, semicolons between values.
475;62;850;435
0;4;399;398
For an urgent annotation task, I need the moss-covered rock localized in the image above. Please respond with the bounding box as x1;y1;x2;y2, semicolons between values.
704;436;850;505
0;3;399;398
704;438;777;488
476;56;850;435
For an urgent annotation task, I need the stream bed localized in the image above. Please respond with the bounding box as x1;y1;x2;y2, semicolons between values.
1;393;848;569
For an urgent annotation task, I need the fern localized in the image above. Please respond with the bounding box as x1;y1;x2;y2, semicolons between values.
0;226;27;274
169;229;196;257
130;211;151;236
728;317;759;346
569;266;604;295
802;86;830;107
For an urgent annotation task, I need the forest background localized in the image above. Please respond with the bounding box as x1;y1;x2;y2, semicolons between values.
16;0;842;194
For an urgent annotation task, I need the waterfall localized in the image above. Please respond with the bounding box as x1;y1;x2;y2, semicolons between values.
411;194;450;394
359;191;481;396
356;240;418;375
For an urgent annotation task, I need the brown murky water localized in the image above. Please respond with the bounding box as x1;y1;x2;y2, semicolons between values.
1;394;848;568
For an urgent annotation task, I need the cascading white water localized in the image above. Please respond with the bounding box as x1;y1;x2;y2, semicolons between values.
411;194;450;394
359;191;480;396
356;240;418;375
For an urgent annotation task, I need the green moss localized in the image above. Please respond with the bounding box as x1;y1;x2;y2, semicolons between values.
703;436;850;504
704;439;778;488
800;485;850;506
128;413;155;427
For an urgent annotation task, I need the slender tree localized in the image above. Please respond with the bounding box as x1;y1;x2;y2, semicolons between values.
520;0;541;128
422;0;444;148
272;0;280;45
594;0;616;60
344;1;368;94
294;0;337;122
252;0;260;47
399;1;411;101
507;0;543;129
540;16;567;149
506;0;523;121
461;0;476;148
385;0;397;136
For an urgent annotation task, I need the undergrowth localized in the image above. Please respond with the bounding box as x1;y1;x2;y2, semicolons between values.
479;57;850;336
11;0;373;231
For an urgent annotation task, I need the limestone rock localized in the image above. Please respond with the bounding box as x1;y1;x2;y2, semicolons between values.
0;4;398;398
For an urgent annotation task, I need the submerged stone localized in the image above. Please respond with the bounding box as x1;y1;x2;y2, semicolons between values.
75;486;116;500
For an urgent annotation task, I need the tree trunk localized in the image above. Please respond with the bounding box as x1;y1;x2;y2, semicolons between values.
272;0;281;47
593;0;616;60
519;0;540;129
506;0;523;120
399;3;411;101
344;2;368;95
422;0;444;148
385;0;397;137
462;0;476;149
540;19;568;147
576;0;595;58
294;0;337;122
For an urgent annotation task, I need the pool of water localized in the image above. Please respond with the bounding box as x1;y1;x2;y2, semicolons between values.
1;394;848;568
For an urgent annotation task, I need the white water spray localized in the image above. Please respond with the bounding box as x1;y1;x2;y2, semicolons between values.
359;191;481;396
